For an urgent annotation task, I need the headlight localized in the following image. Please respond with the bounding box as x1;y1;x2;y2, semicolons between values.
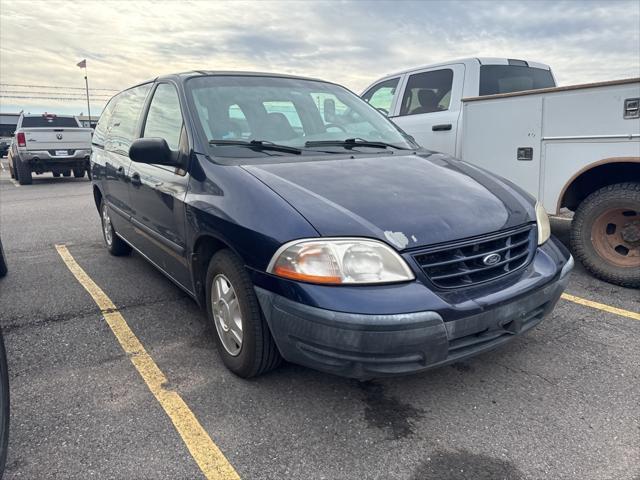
535;201;550;245
267;238;415;284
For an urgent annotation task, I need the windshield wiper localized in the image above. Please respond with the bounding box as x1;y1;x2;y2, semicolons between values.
304;138;408;150
209;139;301;155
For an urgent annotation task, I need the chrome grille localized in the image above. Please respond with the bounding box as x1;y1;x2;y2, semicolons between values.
413;225;535;288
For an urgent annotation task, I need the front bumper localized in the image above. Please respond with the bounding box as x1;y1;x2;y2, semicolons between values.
255;238;573;379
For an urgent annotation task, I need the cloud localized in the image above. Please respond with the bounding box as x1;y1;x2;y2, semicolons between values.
1;0;638;115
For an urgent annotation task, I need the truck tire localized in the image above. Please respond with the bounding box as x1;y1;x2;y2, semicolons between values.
205;249;282;378
52;172;61;178
100;200;132;256
62;170;71;177
73;168;86;178
570;182;640;288
16;159;32;185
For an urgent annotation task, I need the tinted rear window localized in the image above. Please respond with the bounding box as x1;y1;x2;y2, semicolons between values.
21;116;79;128
479;65;555;96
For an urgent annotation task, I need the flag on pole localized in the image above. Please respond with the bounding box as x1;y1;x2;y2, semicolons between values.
77;59;86;68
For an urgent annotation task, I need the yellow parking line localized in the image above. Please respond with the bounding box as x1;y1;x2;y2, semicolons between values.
561;293;640;321
55;244;240;480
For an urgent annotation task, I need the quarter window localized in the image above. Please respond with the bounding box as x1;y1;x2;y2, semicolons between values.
362;78;399;115
143;84;183;150
399;69;453;116
92;96;118;147
105;84;151;156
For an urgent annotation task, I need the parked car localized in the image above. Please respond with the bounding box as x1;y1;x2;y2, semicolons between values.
9;113;92;184
91;71;573;379
363;58;640;287
0;138;10;158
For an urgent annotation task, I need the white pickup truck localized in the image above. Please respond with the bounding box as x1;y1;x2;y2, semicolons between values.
363;58;640;287
9;113;92;185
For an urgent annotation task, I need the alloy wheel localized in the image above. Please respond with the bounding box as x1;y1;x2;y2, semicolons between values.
211;274;243;356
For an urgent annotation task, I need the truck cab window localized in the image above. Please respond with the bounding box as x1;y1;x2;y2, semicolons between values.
399;69;453;116
479;65;555;95
143;83;183;150
362;77;399;115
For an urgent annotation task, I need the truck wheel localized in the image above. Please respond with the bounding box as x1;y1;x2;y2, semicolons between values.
73;168;86;178
571;182;640;288
100;200;132;256
205;249;281;378
52;172;61;178
62;170;71;177
16;159;32;185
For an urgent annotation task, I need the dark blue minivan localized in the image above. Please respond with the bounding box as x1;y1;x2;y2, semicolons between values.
91;71;573;379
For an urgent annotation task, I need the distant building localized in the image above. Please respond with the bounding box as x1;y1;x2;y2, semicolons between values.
77;115;99;128
0;112;20;137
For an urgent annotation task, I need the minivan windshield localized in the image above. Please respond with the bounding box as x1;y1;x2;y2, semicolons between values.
186;75;416;158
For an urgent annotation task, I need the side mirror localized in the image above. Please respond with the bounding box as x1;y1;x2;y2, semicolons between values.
323;98;336;123
129;138;179;166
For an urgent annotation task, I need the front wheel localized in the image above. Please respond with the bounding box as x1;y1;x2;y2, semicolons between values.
100;200;132;256
205;250;281;378
570;182;640;288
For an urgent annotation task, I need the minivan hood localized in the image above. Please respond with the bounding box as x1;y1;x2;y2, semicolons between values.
243;152;534;250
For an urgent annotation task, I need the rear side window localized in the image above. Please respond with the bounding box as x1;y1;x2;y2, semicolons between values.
362;78;399;115
21;116;78;127
105;84;151;156
399;69;453;116
479;66;555;96
143;83;183;150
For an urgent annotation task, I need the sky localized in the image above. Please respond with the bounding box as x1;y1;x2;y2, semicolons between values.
1;0;639;116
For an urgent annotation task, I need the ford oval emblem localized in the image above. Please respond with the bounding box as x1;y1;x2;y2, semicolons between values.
56;133;63;140
482;253;501;266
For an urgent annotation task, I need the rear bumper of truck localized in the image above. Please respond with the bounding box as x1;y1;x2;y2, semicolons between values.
17;149;91;172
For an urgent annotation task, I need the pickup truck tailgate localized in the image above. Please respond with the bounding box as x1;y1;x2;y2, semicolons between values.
22;128;92;150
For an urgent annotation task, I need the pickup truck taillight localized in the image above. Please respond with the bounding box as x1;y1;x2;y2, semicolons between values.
17;132;26;147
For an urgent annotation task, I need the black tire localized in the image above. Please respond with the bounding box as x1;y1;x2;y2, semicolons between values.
99;200;132;256
0;328;9;476
8;160;14;179
73;168;85;178
0;238;7;278
205;249;281;378
62;170;71;177
16;159;32;185
570;182;640;288
52;172;61;178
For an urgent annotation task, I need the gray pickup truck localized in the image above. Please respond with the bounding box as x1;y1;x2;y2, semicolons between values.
9;113;92;185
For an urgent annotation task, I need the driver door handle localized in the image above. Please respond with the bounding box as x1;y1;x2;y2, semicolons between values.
131;172;142;187
432;124;452;131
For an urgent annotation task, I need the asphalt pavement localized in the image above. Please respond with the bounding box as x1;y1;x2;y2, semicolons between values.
0;160;638;480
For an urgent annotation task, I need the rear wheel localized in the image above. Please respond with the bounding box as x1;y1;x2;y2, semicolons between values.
73;168;86;178
205;250;281;378
52;172;61;178
571;182;640;288
100;200;132;256
16;159;32;185
62;170;71;177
